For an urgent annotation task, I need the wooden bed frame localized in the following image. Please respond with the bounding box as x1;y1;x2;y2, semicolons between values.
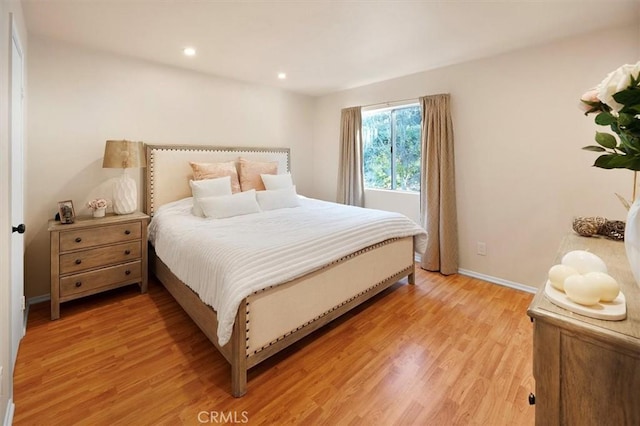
143;144;416;397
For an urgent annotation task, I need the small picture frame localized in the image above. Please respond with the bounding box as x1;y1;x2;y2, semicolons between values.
57;200;76;224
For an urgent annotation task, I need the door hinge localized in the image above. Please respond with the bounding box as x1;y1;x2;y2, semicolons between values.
21;296;25;310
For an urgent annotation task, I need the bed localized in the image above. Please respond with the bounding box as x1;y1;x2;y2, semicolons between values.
144;144;427;396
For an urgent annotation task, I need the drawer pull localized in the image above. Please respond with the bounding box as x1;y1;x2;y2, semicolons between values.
528;393;536;405
75;237;82;243
125;270;131;275
75;281;82;288
124;230;131;235
124;250;131;255
75;259;82;265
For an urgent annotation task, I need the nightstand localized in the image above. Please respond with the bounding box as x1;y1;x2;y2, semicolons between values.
49;211;149;319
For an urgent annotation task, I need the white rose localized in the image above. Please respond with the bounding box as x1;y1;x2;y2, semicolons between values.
597;61;640;113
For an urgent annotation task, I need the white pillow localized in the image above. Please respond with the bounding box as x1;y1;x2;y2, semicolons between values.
199;189;261;219
190;176;233;217
261;173;293;190
256;186;301;211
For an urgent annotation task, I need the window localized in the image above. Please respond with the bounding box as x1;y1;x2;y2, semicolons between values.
362;104;421;192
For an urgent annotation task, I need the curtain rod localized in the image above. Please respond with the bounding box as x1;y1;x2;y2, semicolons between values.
360;97;419;109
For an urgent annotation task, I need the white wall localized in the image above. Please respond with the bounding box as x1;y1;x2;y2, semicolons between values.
25;37;315;299
312;25;640;289
0;2;28;424
21;23;640;301
365;189;420;225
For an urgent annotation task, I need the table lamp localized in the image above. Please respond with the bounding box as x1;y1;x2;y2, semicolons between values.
102;140;145;214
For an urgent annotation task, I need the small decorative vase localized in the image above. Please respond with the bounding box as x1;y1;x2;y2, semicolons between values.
624;197;640;286
93;207;106;218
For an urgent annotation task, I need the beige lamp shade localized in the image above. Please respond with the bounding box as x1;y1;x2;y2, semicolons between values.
102;140;145;169
102;140;145;214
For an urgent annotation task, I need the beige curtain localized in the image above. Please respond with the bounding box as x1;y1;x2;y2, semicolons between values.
337;106;365;206
420;94;458;274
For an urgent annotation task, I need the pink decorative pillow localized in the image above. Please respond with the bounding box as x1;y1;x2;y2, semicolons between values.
190;161;241;193
238;158;278;191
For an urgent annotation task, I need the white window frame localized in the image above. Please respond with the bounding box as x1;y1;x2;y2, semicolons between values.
362;101;421;193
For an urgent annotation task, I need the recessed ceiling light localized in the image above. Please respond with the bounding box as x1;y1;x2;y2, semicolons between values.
277;72;287;80
183;47;196;57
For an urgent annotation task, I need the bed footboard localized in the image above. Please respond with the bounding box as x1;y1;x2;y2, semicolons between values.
245;237;414;357
150;236;415;397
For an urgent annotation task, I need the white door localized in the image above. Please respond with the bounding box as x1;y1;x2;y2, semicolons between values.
10;21;25;368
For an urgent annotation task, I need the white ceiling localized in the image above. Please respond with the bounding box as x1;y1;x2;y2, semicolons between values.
22;0;640;96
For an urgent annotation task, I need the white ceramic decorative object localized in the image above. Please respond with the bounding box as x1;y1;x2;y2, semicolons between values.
113;171;137;214
544;281;626;320
625;197;640;287
561;250;608;274
92;207;106;218
563;275;602;306
547;264;579;291
583;271;620;302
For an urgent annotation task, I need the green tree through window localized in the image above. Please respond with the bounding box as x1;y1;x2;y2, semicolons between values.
362;104;421;192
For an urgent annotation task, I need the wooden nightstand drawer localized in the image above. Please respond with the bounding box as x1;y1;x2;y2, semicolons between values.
60;261;142;297
59;222;141;251
59;241;141;274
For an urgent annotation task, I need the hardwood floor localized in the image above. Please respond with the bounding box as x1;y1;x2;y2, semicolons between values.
13;267;535;425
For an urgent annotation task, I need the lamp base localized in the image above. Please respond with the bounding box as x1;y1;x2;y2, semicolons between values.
113;172;137;214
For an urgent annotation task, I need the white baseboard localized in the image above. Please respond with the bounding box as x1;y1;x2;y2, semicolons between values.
3;399;14;426
27;294;50;306
458;268;537;294
415;253;536;294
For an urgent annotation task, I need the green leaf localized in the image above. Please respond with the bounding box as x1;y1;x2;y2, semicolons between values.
611;122;620;132
595;112;615;125
594;154;635;169
628;157;640;171
593;154;619;169
613;89;640;106
595;132;617;149
617;132;640;154
618;113;635;126
609;155;636;168
582;145;606;152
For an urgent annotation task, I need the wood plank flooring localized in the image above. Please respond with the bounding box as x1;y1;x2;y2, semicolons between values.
13;268;535;425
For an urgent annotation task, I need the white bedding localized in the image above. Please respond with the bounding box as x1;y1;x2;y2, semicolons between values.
148;197;428;346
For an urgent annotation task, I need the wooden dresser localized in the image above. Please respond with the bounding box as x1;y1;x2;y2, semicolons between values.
49;212;149;319
527;233;640;425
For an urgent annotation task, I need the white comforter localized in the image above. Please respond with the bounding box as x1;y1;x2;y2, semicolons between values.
148;197;427;346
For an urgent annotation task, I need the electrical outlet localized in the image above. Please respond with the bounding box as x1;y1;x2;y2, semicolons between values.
477;242;487;256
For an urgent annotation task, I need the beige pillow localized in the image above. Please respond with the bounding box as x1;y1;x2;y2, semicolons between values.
190;161;241;193
238;158;278;191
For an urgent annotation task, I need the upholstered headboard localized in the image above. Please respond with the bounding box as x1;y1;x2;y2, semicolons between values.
144;144;291;217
